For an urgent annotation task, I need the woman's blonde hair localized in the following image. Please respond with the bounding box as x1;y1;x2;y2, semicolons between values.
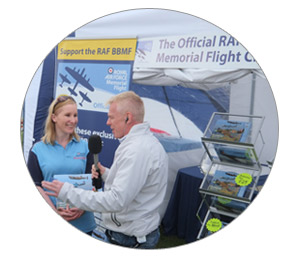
41;95;80;145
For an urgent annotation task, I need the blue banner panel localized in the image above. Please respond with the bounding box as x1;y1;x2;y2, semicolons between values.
54;39;137;167
55;61;133;112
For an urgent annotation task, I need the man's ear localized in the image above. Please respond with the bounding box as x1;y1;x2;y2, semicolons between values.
125;112;132;123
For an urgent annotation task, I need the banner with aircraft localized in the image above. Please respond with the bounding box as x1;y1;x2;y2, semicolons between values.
54;38;137;167
55;38;137;113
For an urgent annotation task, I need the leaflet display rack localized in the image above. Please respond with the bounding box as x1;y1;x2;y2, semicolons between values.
197;112;265;239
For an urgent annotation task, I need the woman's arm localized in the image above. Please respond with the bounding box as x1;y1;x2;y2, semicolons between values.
28;149;84;221
36;186;57;210
27;149;44;187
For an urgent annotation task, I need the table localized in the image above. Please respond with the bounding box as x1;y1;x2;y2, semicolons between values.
162;165;269;243
155;135;204;219
161;166;205;243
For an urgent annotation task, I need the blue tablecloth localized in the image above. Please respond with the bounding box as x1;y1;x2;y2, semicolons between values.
162;166;204;243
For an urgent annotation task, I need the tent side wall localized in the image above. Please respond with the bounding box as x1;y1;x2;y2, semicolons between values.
229;73;279;165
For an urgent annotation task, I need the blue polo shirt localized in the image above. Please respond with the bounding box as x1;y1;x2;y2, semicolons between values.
27;138;96;233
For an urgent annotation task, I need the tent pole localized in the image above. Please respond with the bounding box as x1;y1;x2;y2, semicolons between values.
162;86;182;138
250;72;256;115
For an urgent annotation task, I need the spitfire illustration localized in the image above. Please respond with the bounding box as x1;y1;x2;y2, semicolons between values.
58;73;71;87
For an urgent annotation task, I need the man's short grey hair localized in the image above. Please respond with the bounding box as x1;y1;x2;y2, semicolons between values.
107;91;145;122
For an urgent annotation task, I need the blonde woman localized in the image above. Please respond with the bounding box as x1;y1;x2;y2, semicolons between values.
27;95;96;235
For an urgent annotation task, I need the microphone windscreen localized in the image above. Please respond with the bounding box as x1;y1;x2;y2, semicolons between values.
88;135;102;154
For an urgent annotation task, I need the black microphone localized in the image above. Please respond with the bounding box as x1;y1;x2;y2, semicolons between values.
88;134;103;190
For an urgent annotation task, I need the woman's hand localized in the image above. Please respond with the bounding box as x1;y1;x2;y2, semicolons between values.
40;182;84;221
57;205;84;221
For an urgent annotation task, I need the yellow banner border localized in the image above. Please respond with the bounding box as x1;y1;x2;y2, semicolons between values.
57;38;137;61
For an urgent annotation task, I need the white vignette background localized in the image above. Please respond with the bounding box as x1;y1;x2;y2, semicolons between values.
1;1;299;258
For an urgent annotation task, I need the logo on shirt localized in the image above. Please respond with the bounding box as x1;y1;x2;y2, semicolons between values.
74;152;86;160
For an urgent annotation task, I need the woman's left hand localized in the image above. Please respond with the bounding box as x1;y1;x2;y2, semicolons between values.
57;205;84;221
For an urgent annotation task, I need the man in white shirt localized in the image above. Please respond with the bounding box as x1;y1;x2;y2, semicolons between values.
43;91;168;248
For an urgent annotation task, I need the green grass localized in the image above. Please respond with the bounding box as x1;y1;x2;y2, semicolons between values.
155;227;186;249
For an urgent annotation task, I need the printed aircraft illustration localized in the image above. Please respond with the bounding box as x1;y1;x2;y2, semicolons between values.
79;91;92;106
73;181;86;188
65;66;94;103
59;73;71;87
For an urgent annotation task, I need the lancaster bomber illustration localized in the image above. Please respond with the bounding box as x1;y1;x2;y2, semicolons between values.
61;66;95;106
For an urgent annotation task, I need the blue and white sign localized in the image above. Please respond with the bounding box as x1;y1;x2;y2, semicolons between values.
134;33;260;69
55;62;132;112
54;39;137;167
